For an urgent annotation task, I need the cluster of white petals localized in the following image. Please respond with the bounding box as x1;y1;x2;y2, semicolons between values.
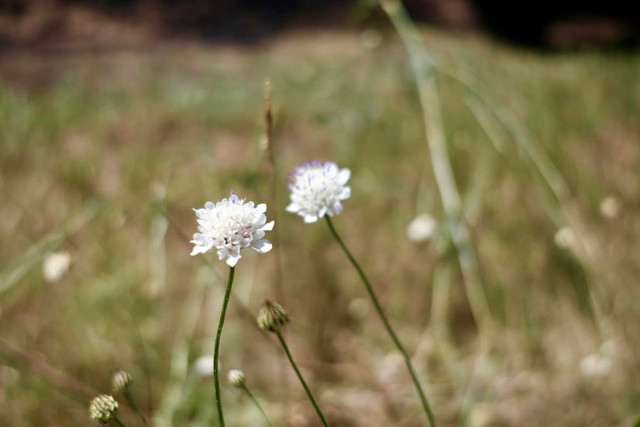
286;161;351;223
191;193;274;267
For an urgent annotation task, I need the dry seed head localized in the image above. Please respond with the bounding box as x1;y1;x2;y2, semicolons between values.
89;394;118;424
257;300;289;333
112;370;133;393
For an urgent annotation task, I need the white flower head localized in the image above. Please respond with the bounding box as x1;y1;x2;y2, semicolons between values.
43;251;71;282
193;355;214;377
286;161;351;223
226;369;245;387
406;214;437;243
190;192;274;267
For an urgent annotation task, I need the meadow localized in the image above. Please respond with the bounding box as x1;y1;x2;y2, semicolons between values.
1;12;639;426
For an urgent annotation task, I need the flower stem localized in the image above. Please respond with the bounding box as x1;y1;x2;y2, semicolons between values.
113;417;127;427
214;266;236;427
241;384;273;427
123;390;148;426
276;331;328;427
324;215;436;427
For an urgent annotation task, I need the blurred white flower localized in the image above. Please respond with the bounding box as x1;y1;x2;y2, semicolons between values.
600;195;621;220
286;161;351;223
191;192;274;267
42;251;71;282
406;214;437;242
226;369;245;387
360;29;382;50
554;227;575;250
580;353;612;378
194;355;214;377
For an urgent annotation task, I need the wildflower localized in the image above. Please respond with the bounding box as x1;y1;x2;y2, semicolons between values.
112;370;133;393
580;354;612;378
89;395;118;424
190;192;274;267
286;161;351;223
257;300;289;333
600;195;620;220
43;251;71;282
227;369;246;387
554;226;575;250
193;355;214;377
406;214;437;243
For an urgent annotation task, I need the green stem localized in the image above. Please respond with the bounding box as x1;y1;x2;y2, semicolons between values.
241;385;273;427
123;390;148;426
113;417;127;427
276;332;328;427
324;215;436;427
214;266;236;427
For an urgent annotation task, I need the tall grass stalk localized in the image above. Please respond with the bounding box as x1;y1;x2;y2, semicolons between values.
382;0;495;348
324;215;436;426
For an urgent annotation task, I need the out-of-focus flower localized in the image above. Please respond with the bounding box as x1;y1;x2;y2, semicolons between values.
112;370;133;393
191;192;274;267
194;355;214;377
554;227;576;250
89;395;118;424
43;251;71;282
580;353;612;378
227;369;246;387
347;298;369;321
286;161;351;223
360;29;383;50
257;300;289;333
406;214;437;243
600;195;621;220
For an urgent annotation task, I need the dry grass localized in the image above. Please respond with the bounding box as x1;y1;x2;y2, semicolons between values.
0;28;639;426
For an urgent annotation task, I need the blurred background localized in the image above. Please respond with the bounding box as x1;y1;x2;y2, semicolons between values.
1;0;639;426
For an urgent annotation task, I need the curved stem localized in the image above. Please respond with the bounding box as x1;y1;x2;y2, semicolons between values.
324;215;436;427
276;332;328;427
123;390;148;426
214;266;236;427
241;385;273;427
113;417;127;427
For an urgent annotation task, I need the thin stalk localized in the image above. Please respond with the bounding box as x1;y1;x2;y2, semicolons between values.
123;390;148;426
241;384;273;427
214;266;236;427
324;215;436;427
275;332;328;427
113;417;127;427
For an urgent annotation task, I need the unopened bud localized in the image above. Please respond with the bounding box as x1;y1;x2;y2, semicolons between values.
227;369;246;387
89;394;118;424
112;370;133;393
257;300;289;333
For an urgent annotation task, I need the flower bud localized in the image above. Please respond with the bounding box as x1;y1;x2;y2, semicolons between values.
227;369;246;387
257;300;289;333
89;394;118;424
112;370;133;393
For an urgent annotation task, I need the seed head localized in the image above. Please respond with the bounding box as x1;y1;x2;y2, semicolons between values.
227;369;246;387
257;300;289;333
112;370;133;393
89;394;118;424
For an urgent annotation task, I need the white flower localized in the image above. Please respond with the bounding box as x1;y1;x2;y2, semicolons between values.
600;195;620;220
286;161;351;223
190;193;274;267
554;226;575;250
406;214;437;242
580;354;611;378
43;251;71;282
193;355;214;377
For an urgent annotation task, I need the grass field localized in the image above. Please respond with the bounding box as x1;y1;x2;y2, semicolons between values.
0;25;639;426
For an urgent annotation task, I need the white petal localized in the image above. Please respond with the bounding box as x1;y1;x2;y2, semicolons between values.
339;186;351;199
262;221;275;231
286;203;299;213
304;215;318;223
225;253;241;267
256;203;267;214
338;168;351;184
191;244;211;256
252;239;273;254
